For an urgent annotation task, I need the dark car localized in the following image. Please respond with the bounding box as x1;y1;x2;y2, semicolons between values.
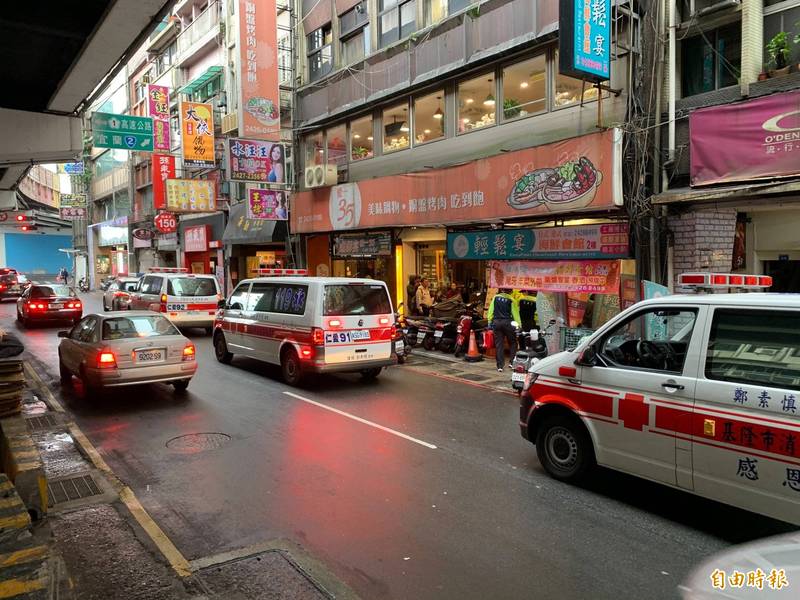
0;269;22;301
16;284;82;327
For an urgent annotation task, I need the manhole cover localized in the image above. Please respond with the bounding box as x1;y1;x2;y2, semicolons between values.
166;433;231;454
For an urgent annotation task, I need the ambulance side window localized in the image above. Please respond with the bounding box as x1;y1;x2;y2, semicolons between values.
706;309;800;392
227;283;249;311
599;308;697;373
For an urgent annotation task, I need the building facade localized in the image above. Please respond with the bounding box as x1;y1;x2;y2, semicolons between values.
292;0;640;326
650;0;800;290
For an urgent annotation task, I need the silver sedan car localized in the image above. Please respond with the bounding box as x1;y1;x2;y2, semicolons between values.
57;311;197;395
102;277;140;311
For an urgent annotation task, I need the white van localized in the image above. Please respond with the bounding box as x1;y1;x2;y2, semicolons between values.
213;273;398;385
519;273;800;525
128;268;221;332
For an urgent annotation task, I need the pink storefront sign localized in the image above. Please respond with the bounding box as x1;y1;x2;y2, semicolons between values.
690;90;800;186
489;260;621;294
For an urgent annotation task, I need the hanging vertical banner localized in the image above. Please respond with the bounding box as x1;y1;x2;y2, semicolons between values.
147;84;171;151
180;101;215;168
237;0;280;140
152;154;176;210
558;0;611;82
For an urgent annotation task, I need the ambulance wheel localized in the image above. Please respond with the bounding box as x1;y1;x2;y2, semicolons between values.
213;332;233;364
535;414;595;482
281;349;304;386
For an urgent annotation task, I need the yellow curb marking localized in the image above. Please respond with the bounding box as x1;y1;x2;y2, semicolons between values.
0;577;47;598
0;513;30;530
22;363;65;412
0;545;48;568
68;426;192;577
0;497;24;510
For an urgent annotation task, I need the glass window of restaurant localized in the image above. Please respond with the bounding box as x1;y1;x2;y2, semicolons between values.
458;73;496;133
501;54;546;121
304;131;324;170
326;124;347;168
383;102;410;153
553;49;605;107
350;115;373;161
413;90;445;145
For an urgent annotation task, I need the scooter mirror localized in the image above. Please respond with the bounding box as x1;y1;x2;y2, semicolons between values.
511;321;519;329
530;329;539;340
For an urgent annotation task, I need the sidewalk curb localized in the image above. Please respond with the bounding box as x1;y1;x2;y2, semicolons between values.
0;416;47;520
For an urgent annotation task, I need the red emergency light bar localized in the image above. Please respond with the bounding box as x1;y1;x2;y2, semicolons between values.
677;272;772;289
147;267;189;273
255;268;308;276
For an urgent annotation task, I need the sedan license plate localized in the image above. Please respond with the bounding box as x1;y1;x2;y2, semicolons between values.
511;372;526;383
395;341;404;354
135;349;164;363
325;330;371;345
49;303;64;309
434;330;443;338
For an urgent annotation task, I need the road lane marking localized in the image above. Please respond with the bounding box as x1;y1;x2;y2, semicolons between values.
282;391;437;449
23;362;65;412
68;426;193;577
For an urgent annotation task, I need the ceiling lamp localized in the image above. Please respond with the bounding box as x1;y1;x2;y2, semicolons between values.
520;81;529;89
353;133;361;139
433;96;443;119
465;98;474;104
484;94;495;106
400;122;410;132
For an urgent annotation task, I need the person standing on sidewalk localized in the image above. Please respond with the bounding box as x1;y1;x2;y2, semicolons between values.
58;266;70;286
487;288;521;372
415;278;433;316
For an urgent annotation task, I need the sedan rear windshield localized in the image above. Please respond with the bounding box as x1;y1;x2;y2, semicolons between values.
31;285;71;298
120;281;139;292
102;316;179;340
167;277;218;297
324;284;391;316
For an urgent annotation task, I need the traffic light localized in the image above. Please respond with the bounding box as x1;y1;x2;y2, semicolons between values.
14;214;36;231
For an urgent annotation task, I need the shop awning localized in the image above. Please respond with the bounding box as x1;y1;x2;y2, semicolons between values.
652;180;800;205
222;202;288;245
178;65;223;96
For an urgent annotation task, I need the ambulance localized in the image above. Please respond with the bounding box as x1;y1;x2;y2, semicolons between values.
213;270;398;386
519;273;800;525
128;268;221;332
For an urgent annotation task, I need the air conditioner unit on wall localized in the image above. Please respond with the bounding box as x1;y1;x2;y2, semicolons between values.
304;164;338;188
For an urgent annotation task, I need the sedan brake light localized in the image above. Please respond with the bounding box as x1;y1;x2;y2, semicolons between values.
97;351;117;369
182;344;196;361
67;301;82;309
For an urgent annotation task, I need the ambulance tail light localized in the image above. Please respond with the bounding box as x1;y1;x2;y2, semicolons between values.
327;319;342;328
378;316;391;326
311;327;324;346
299;346;314;360
160;294;168;312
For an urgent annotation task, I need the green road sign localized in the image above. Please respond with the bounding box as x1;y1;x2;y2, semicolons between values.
92;112;154;152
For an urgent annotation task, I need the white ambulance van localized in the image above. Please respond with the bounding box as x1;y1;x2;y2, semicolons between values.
128;268;221;332
213;270;398;385
520;273;800;525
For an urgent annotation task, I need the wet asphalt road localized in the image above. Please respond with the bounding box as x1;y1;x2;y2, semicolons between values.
4;291;795;599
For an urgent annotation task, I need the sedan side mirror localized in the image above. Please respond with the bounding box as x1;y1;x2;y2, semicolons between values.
576;346;597;366
57;330;69;338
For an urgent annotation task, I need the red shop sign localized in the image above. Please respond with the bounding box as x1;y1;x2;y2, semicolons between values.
154;212;178;233
152;154;176;210
184;225;209;252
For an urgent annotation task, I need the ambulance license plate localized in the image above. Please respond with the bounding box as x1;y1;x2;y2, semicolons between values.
325;330;371;344
511;372;525;383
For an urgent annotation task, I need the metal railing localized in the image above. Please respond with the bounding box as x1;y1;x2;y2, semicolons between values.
177;3;220;57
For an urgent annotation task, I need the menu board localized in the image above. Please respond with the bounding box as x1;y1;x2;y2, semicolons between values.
332;231;392;257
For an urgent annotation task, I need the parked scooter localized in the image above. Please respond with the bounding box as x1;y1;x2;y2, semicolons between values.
511;319;557;393
78;277;89;293
433;316;460;352
453;302;488;357
406;315;436;349
394;303;412;364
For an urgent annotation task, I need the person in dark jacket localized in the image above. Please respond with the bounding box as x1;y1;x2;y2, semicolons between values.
487;288;521;372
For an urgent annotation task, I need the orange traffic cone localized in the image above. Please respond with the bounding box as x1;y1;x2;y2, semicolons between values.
464;330;483;362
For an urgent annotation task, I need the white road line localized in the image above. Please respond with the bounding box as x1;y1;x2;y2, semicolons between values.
282;391;438;450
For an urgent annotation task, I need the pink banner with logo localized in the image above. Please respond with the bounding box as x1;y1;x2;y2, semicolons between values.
489;260;621;294
147;84;171;151
690;90;800;186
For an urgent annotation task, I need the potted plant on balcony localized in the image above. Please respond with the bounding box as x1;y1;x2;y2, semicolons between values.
767;31;791;77
503;98;522;120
